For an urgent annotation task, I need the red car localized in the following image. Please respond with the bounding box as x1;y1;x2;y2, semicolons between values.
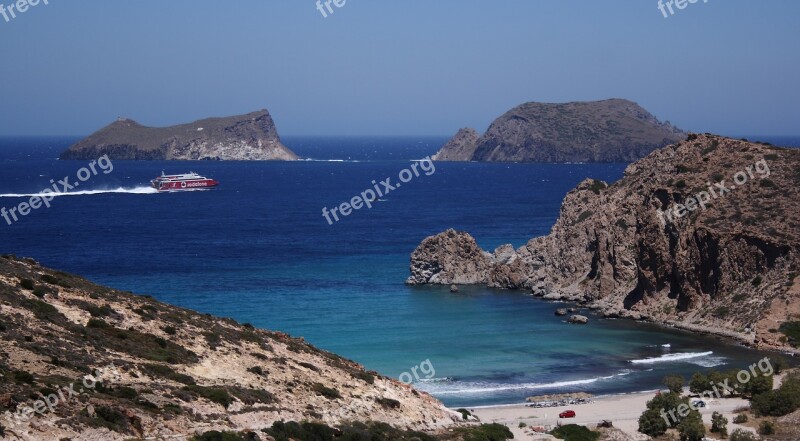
559;410;576;418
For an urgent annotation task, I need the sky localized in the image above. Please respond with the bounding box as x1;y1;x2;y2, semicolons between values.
0;0;798;137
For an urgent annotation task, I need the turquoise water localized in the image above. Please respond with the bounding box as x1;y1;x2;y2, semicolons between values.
1;136;793;407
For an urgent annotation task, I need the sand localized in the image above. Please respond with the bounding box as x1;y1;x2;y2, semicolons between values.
467;390;754;440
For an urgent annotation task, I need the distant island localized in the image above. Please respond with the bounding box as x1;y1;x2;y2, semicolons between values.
60;109;299;161
413;134;800;353
434;99;685;163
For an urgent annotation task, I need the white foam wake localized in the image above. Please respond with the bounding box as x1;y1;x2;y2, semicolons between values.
0;186;158;198
630;351;714;365
417;371;633;396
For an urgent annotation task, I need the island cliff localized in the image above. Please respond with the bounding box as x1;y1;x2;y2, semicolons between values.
60;110;299;161
0;256;460;440
433;99;685;163
411;134;800;351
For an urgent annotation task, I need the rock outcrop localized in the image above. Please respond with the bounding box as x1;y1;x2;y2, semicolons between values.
433;99;685;163
432;128;480;161
0;256;458;440
60;109;299;161
411;134;800;350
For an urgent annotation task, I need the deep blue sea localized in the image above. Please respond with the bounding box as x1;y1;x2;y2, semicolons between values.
1;135;798;407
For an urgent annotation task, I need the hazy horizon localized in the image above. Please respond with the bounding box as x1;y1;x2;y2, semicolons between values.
2;1;799;137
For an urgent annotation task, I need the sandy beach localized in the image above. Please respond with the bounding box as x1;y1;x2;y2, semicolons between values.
468;390;753;440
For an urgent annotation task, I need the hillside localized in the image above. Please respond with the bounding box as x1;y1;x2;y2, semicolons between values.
0;256;460;440
434;99;685;162
59;110;299;161
411;134;800;351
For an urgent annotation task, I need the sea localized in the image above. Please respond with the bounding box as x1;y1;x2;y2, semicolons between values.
1;135;798;408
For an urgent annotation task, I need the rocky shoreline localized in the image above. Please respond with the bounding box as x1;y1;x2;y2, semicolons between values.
410;135;800;352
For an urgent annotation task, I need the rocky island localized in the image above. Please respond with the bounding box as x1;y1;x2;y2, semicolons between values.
412;134;800;351
433;99;685;163
60;109;299;161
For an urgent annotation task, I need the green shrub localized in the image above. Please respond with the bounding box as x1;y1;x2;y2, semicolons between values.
751;373;800;416
311;383;341;400
638;408;668;437
577;210;594;223
733;414;748;424
711;411;728;437
663;375;684;394
550;424;599;441
461;423;513;441
678;410;705;441
13;370;35;384
689;372;708;394
676;180;687;188
142;363;196;385
779;321;800;347
375;397;401;409
729;429;759;441
752;275;763;286
192;430;255;441
353;371;375;384
456;408;472;420
40;274;70;288
758;420;775;435
19;278;35;290
163;325;177;335
182;385;234;408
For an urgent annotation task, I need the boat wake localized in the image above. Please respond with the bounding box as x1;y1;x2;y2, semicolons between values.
630;351;715;365
415;370;633;396
0;186;158;198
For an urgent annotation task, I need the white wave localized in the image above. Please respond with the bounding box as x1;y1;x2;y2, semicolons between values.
417;371;633;396
630;351;714;365
0;186;158;198
687;355;727;368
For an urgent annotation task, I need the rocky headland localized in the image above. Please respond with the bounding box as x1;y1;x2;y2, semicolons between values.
60;110;299;161
433;99;685;163
412;134;800;351
0;255;463;440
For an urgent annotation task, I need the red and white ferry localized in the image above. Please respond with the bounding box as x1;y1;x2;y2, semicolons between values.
150;172;219;192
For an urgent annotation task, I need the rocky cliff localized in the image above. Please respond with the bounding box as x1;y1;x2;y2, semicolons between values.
60;110;299;161
0;256;459;440
411;135;800;350
434;99;685;163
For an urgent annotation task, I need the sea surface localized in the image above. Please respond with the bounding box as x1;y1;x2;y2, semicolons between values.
1;135;798;407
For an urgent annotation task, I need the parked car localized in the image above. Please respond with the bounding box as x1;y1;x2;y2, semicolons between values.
692;400;706;408
559;410;576;418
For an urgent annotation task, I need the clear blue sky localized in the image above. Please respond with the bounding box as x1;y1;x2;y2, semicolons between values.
1;0;798;136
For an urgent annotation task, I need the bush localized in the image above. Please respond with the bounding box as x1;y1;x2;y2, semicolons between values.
638;408;668;437
729;429;759;441
678;410;706;441
183;385;234;408
779;321;800;347
711;411;728;437
733;414;748;424
13;370;35;384
456;408;472;420
192;431;256;441
461;423;513;441
19;278;35;290
353;371;375;384
758;420;775;435
311;383;341;400
689;372;708;394
751;373;800;416
663;375;685;394
550;424;599;441
375;397;401;409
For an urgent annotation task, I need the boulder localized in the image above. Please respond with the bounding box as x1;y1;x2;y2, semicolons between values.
568;315;589;324
555;308;568;316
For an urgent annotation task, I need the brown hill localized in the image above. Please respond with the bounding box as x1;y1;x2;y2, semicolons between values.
411;134;800;351
434;99;685;163
0;256;460;440
60;110;299;161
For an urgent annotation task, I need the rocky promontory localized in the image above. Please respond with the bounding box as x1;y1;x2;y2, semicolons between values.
411;134;800;350
60;109;299;161
434;99;685;163
0;255;460;440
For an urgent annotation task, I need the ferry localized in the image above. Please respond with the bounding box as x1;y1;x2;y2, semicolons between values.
150;172;219;192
